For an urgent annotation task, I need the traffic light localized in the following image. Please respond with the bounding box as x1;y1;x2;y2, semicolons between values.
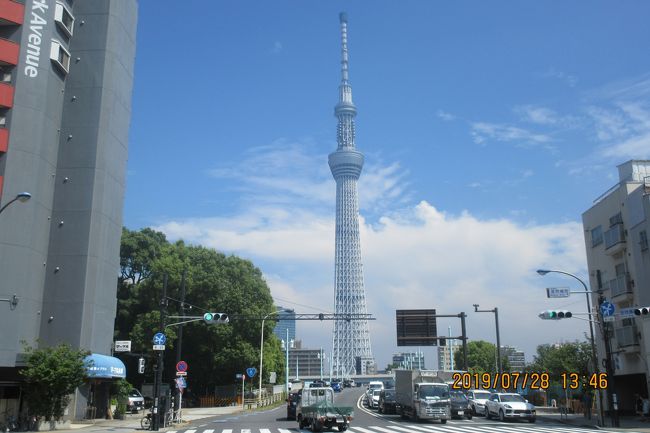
538;310;573;320
138;357;145;374
634;307;650;316
203;312;229;324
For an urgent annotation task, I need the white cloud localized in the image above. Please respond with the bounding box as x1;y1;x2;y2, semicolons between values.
515;105;560;126
587;101;650;160
470;122;552;147
155;199;587;367
436;109;456;121
542;67;578;88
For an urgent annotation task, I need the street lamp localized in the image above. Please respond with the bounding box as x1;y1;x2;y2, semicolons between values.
0;192;31;215
537;268;605;427
281;331;294;396
259;310;279;404
473;304;502;376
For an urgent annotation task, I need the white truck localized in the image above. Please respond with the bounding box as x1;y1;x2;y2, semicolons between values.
394;369;451;423
296;387;353;432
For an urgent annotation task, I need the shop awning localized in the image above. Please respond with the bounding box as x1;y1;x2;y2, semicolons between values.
85;353;126;379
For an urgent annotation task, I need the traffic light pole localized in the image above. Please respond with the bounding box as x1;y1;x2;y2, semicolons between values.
174;270;186;422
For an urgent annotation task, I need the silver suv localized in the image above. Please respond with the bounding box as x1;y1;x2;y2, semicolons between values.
127;389;145;413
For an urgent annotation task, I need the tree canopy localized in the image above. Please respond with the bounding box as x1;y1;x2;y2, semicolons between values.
453;340;511;374
526;341;592;378
21;344;89;421
116;227;284;393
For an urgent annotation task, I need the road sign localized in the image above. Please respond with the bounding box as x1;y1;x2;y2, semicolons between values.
620;307;636;319
396;309;438;346
176;371;187;376
546;287;570;298
114;340;131;352
175;377;186;390
235;374;243;379
246;367;257;378
603;315;616;323
153;332;166;345
176;361;188;372
600;301;615;317
153;344;165;351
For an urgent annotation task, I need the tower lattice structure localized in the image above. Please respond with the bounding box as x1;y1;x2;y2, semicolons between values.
329;12;374;377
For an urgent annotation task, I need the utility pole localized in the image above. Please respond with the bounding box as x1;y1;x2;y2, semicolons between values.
460;312;468;371
174;270;186;421
152;275;167;431
473;304;502;375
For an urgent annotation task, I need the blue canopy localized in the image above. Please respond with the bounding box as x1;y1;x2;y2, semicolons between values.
85;353;126;379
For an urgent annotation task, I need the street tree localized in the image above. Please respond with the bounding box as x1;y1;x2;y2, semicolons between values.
115;227;284;392
20;344;89;421
453;340;511;374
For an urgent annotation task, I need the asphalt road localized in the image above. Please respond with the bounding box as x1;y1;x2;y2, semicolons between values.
171;387;624;433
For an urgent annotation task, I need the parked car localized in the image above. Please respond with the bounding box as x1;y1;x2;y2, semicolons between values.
378;389;397;414
467;389;492;415
449;391;472;420
331;381;342;392
485;392;536;423
127;389;145;413
286;391;302;420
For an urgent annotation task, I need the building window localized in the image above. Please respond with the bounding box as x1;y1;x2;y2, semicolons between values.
54;2;75;37
641;230;649;251
50;40;70;73
591;226;603;247
609;212;623;227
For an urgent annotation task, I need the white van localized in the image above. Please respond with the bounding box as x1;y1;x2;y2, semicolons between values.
365;381;384;405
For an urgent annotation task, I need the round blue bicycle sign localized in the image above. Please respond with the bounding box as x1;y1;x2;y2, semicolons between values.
246;367;257;378
153;332;166;345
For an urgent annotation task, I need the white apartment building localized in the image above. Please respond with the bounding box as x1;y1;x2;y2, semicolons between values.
582;160;650;412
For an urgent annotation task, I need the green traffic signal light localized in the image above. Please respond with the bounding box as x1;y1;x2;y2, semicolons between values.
203;312;229;324
549;311;557;319
203;312;214;322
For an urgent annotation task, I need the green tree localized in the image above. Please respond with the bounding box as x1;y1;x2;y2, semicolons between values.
21;344;89;421
526;341;591;378
116;227;284;392
453;340;511;374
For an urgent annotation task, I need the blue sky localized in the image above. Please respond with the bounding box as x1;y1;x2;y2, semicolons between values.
125;1;650;369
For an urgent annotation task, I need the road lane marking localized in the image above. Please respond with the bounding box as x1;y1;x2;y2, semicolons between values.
203;429;214;433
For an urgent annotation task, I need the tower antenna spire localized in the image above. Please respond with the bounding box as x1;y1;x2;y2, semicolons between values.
340;12;349;84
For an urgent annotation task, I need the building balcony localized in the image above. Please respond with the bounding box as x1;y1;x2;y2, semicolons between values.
615;325;639;348
0;82;14;108
604;224;625;254
0;0;24;26
607;274;633;299
0;38;19;66
0;127;7;153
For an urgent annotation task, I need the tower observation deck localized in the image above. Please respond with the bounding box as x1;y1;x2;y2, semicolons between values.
329;12;374;377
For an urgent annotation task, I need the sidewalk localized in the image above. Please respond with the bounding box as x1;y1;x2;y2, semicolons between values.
54;406;244;433
538;412;650;432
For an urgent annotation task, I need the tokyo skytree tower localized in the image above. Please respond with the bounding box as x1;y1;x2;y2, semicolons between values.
329;12;374;377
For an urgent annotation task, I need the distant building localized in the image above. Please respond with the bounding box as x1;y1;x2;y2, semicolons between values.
437;342;461;370
501;346;526;372
582;160;650;412
393;352;426;370
273;306;296;343
288;341;326;378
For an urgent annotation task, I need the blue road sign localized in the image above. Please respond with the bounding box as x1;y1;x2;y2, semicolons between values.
600;301;615;317
246;367;257;378
153;332;166;345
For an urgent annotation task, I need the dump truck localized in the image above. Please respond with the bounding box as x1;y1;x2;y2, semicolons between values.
296;387;354;432
395;369;452;423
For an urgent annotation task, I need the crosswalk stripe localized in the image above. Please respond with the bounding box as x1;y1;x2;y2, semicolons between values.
260;429;272;433
203;429;214;433
411;423;476;433
350;427;378;433
221;430;233;433
278;429;295;433
241;429;251;433
367;426;409;433
185;430;197;433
